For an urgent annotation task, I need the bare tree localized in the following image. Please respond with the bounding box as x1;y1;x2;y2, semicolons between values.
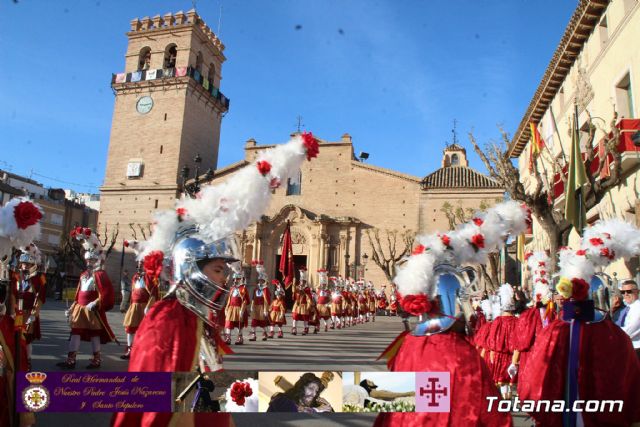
97;222;120;259
468;111;623;271
128;223;151;241
440;200;501;292
365;228;416;282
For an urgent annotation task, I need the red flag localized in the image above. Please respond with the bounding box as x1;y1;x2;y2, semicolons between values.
528;121;545;172
279;222;295;289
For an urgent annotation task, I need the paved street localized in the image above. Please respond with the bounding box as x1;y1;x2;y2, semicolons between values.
30;300;533;426
33;300;402;372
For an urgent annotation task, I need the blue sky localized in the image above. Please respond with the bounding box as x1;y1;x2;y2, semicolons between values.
0;1;576;193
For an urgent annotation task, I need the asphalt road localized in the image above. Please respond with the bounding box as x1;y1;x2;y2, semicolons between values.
27;301;533;426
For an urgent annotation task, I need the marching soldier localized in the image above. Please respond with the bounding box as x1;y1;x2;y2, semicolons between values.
57;227;115;369
249;261;271;341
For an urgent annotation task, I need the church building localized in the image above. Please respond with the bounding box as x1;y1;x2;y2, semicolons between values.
99;10;503;289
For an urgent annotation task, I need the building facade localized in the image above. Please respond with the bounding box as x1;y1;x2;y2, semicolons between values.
202;136;503;289
509;0;640;279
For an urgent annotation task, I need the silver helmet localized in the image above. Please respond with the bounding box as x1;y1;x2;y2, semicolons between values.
171;228;238;327
413;264;476;336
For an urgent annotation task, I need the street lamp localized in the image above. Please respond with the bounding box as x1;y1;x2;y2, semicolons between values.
181;153;211;198
362;253;369;280
344;253;350;279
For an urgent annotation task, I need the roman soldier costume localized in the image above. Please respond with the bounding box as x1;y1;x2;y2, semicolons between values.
316;270;331;332
376;285;388;314
57;227;115;370
485;283;518;398
341;283;353;327
0;197;41;427
249;260;271;341
10;243;46;370
291;268;311;335
376;201;529;427
356;282;367;324
120;240;161;360
268;284;286;338
225;269;250;345
112;133;319;427
519;219;640;427
388;285;398;316
507;251;555;396
308;285;320;334
330;278;343;329
367;282;376;322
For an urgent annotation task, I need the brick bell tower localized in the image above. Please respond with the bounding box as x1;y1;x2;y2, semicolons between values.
99;10;229;277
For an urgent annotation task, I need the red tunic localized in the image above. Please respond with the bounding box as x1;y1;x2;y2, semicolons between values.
512;307;542;391
73;270;115;344
486;315;518;384
377;294;388;310
250;286;271;328
292;288;310;321
111;298;231;427
519;318;640;427
375;332;511;427
469;308;487;339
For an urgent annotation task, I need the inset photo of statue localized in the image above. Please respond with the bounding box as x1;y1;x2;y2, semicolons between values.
259;371;342;413
173;370;258;413
342;372;415;412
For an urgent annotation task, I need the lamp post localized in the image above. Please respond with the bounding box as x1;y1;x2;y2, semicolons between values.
181;153;214;198
362;253;369;280
344;253;350;279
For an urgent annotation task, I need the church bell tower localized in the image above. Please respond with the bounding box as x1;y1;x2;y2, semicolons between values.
99;10;229;275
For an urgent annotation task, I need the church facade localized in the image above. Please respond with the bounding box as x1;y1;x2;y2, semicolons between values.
202;136;504;287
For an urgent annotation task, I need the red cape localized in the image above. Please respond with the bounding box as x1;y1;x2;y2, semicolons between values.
486;315;518;384
75;270;115;344
469;309;487;345
375;332;511;427
519;318;640;426
111;298;231;427
513;307;543;391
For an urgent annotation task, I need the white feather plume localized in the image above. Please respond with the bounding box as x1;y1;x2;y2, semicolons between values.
557;251;595;282
394;252;437;298
0;197;43;249
498;283;515;311
490;294;502;319
527;251;551;301
480;298;493;320
583;218;640;263
394;200;530;298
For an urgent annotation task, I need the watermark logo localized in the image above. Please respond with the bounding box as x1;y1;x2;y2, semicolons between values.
416;372;450;412
22;372;50;412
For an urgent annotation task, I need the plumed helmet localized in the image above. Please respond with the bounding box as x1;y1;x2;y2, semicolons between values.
18;243;41;266
253;260;267;282
171;228;239;326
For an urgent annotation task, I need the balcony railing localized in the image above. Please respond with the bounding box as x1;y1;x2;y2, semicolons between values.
111;66;230;110
551;118;640;199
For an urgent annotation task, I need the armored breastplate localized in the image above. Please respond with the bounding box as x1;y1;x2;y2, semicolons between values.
80;274;97;292
134;277;146;290
19;279;33;293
